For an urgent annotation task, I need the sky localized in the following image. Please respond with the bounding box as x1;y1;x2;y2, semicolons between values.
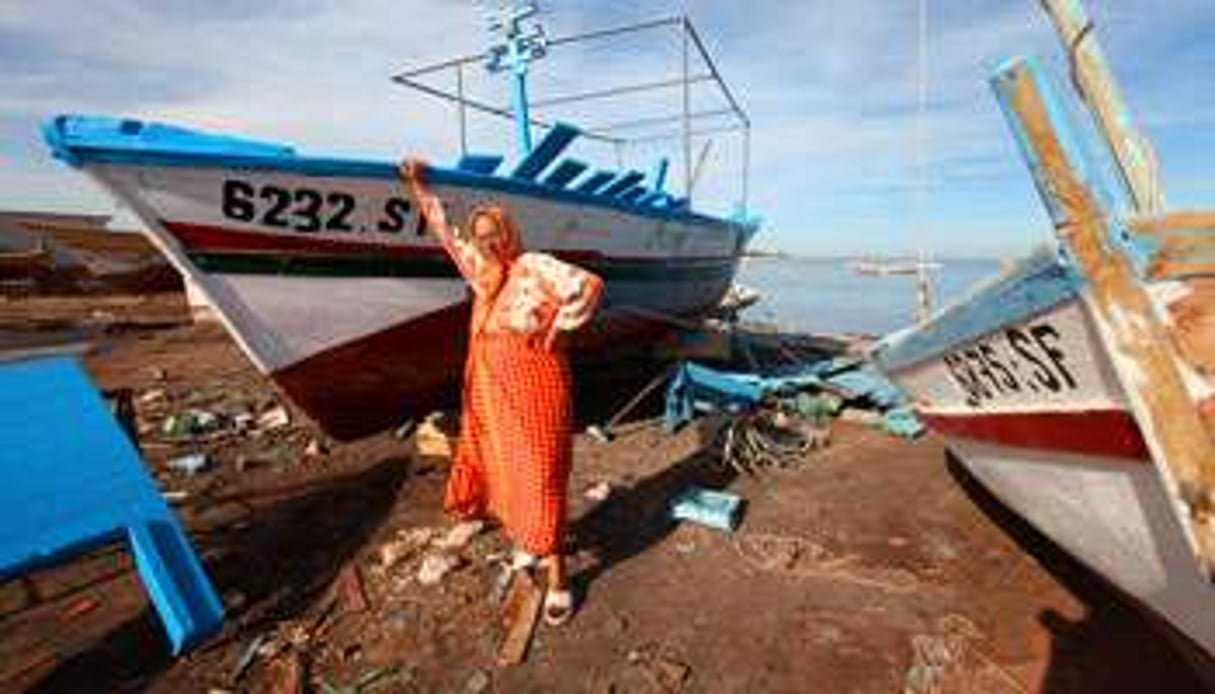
2;0;1214;258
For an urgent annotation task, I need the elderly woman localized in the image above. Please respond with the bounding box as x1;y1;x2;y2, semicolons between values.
401;160;603;625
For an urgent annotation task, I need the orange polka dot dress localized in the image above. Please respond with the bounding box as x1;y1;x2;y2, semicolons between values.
414;194;603;557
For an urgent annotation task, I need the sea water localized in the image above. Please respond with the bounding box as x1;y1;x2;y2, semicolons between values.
736;256;1003;337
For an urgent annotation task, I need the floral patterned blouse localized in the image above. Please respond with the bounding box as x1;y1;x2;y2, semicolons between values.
437;218;603;347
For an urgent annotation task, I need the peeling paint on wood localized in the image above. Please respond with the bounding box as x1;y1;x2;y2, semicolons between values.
997;60;1215;571
1129;211;1215;234
1039;0;1166;215
1167;280;1215;377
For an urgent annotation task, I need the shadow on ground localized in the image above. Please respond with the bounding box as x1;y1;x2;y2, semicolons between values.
32;456;409;692
570;418;739;601
946;451;1208;693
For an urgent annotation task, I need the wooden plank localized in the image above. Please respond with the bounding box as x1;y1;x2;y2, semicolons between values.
511;122;580;182
1165;279;1215;377
496;571;543;666
543;159;589;189
994;58;1215;573
1040;0;1166;215
1129;211;1215;234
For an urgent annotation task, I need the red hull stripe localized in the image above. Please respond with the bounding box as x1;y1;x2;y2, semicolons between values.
159;220;707;265
919;409;1151;462
164;220;457;259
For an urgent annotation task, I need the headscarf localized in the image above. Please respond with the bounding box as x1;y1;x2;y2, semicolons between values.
466;204;523;265
465;204;524;332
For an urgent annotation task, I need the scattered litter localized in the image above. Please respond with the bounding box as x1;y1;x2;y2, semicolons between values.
463;669;491;694
839;408;883;426
434;519;484;551
417;552;462;586
224;591;248;612
497;570;543;666
627;644;692;691
256;406;290;432
415;412;458;458
583;481;613;502
232;411;255;431
883;406;925;439
265;649;305;694
585;424;612;444
137;388;166;406
489;564;514;605
162;408;222;438
320;663;411;694
167;452;211;476
163;489;190;503
304;438;328;457
378;526;440;569
378;540;411;569
230;633;271;683
669;487;743;532
393;419;416;440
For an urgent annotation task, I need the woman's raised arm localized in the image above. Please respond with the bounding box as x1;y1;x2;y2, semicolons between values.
399;159;486;291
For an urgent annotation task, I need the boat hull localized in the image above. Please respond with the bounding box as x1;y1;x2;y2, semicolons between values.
49;119;748;438
874;250;1215;655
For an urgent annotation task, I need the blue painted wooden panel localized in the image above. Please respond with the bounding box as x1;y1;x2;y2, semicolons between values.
600;171;645;198
617;185;647;203
873;247;1080;372
455;153;504;175
650;157;670;193
0;357;223;654
511;122;580;182
543;159;588;189
636;191;665;207
574;170;617;195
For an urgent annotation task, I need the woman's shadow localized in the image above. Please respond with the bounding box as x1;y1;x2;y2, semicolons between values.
569;416;739;601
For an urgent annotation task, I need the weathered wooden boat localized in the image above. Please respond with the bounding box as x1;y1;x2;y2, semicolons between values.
873;0;1215;662
42;9;756;439
0;243;54;279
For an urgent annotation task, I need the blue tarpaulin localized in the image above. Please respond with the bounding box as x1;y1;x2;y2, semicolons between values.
0;356;223;654
663;358;923;439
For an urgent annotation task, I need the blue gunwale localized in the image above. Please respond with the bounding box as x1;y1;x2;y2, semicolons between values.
44;114;746;234
873;246;1084;373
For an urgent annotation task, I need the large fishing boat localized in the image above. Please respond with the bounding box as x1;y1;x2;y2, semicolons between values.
874;0;1215;662
43;7;757;439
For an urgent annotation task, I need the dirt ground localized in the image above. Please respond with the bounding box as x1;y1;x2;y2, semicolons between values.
0;292;1207;693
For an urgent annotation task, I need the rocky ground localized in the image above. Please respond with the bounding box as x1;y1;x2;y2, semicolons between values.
0;292;1206;693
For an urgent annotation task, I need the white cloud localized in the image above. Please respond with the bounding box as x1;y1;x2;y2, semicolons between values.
1;0;1212;257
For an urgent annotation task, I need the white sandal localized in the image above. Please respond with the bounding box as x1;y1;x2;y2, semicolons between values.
543;588;575;626
510;549;539;572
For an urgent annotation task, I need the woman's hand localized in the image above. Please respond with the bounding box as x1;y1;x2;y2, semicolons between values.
399;158;448;233
400;158;428;187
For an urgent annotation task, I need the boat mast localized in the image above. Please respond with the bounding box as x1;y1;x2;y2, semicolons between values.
1038;0;1165;215
484;0;548;158
913;0;933;324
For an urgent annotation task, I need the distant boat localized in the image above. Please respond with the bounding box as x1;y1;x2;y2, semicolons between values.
851;258;942;277
873;0;1215;665
43;9;758;440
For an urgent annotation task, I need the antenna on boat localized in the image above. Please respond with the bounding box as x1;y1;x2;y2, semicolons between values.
912;0;936;324
484;0;548;157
